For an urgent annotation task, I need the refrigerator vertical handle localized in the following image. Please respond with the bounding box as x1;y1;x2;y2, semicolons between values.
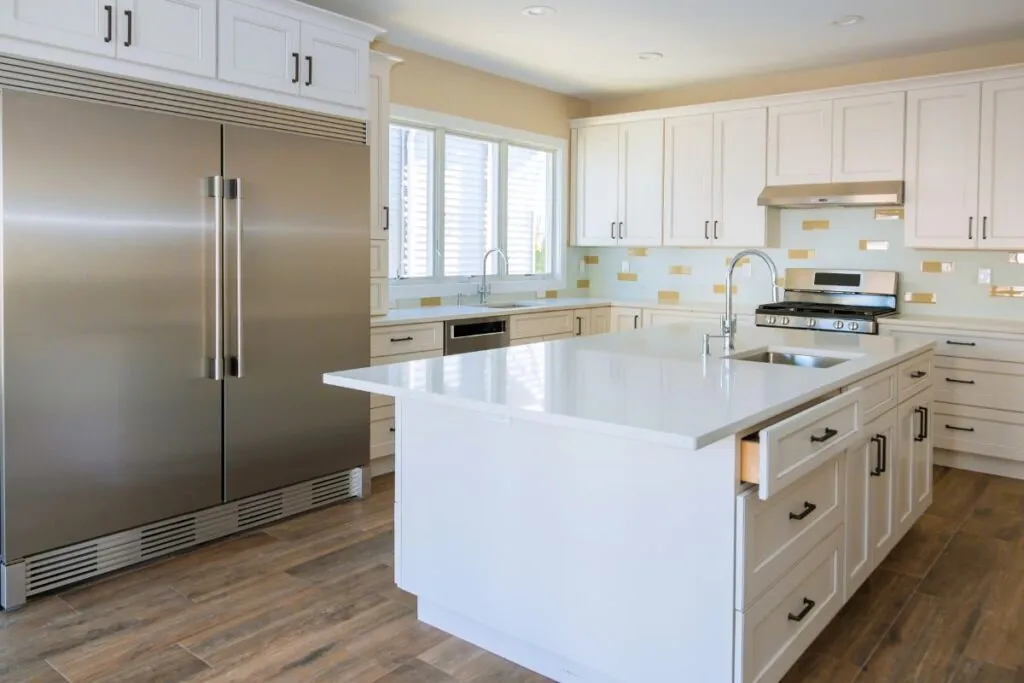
207;176;225;380
228;178;245;378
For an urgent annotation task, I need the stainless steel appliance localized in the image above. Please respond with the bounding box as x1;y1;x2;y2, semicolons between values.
444;316;510;355
755;269;898;334
757;181;904;208
1;86;368;606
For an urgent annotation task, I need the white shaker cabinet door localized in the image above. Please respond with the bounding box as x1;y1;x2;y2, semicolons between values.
575;125;621;246
218;0;301;95
618;120;664;246
904;84;981;249
0;0;116;56
299;21;367;107
868;411;899;564
663;114;714;247
589;307;611;335
713;107;768;248
832;92;906;182
767;100;833;186
610;307;643;332
117;0;216;77
977;78;1024;250
844;437;871;600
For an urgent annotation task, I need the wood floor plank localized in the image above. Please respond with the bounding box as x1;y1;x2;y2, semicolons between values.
878;513;959;579
0;661;69;683
960;505;1024;543
918;533;1024;600
928;469;991;523
0;597;77;634
50;643;210;683
371;660;459;683
417;637;551;683
780;653;861;683
962;569;1024;671
945;657;1019;683
285;531;395;582
974;477;1024;514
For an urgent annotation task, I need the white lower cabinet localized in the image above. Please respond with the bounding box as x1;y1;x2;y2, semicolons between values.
590;307;611;335
610;307;642;332
896;386;934;534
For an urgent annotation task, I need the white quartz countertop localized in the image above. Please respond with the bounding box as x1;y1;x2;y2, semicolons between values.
326;323;933;450
881;314;1024;335
370;298;612;327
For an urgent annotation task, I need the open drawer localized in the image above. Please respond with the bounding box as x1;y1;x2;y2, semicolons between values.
740;389;862;499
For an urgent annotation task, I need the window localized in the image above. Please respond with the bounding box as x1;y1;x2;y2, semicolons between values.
388;109;565;293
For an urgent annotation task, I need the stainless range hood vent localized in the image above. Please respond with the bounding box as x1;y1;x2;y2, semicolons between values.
757;181;904;208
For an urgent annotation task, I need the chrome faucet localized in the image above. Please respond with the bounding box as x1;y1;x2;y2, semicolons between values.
478;248;509;304
702;249;781;355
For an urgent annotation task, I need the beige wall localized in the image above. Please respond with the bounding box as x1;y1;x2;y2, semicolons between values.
589;38;1024;116
378;44;588;139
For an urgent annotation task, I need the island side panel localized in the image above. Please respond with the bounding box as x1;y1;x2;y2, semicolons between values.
395;399;739;683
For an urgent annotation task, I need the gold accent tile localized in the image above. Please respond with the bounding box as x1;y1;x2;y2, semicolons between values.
788;249;815;260
725;256;750;267
921;261;955;274
859;240;890;251
583;255;599;265
669;265;692;275
990;286;1024;298
617;272;638;282
628;248;648;257
658;290;680;305
874;208;904;221
576;279;590;289
544;290;559;299
802;220;830;231
904;292;937;304
713;284;738;296
1010;254;1024;264
419;297;442;307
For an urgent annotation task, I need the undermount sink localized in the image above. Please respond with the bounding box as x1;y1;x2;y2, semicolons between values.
732;350;849;369
477;302;543;310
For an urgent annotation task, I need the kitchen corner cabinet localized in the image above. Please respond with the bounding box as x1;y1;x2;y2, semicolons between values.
575;121;664;247
663;108;768;248
610;307;643;332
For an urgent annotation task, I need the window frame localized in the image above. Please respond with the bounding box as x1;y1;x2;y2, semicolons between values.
388;105;567;299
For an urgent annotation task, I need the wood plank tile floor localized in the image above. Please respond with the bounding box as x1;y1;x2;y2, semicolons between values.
1;466;1021;683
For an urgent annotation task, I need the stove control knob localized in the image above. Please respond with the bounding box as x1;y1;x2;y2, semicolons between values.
806;318;817;327
767;315;778;324
849;322;860;332
782;317;790;326
833;320;845;330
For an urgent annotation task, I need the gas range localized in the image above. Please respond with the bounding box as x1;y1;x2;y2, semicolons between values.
755;268;898;335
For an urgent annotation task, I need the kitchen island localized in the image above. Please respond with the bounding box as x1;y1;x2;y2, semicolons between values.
324;323;935;683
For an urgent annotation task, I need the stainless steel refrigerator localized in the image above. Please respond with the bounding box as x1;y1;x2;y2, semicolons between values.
0;90;369;589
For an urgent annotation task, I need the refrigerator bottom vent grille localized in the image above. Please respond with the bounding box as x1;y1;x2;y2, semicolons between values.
20;469;358;598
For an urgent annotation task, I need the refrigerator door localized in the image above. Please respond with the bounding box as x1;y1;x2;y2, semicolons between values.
1;92;224;561
222;125;370;500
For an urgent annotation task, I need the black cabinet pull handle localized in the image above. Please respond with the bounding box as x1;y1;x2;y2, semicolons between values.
292;52;300;83
914;407;930;441
945;424;975;432
305;55;313;86
633;314;639;329
946;340;976;347
922;406;929;439
713;220;719;240
123;9;132;47
910;370;927;379
104;5;113;42
389;427;396;433
576;316;583;336
810;427;838;444
704;220;709;240
789;501;816;521
870;435;883;476
945;377;975;385
383;206;389;231
968;216;974;240
788;597;816;622
983;216;988;239
610;221;615;239
390;336;414;343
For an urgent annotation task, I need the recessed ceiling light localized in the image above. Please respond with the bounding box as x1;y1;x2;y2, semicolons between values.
831;15;864;27
521;5;555;17
638;52;664;61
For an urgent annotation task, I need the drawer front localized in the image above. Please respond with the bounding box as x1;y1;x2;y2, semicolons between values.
371;416;396;446
897;353;933;403
370;349;443;408
935;357;1024;413
370;240;388;278
758;389;861;499
371;405;395;422
890;329;1024;363
849;368;897;424
736;527;844;683
510;310;575;340
934;403;1024;462
371;323;444;357
736;457;844;610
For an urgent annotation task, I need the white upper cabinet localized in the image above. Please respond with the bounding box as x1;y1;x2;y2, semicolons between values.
618;120;664;246
767;101;832;185
369;51;399;241
713;108;768;248
576;125;621;247
218;0;301;94
0;0;116;56
663;114;714;247
904;84;981;249
298;20;367;107
117;0;216;77
977;78;1024;249
832;92;906;182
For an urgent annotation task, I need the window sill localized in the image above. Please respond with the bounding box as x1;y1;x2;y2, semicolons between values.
388;277;566;302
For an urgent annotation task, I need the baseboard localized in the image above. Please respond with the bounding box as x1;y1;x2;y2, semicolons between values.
371;455;395;477
936;449;1024;480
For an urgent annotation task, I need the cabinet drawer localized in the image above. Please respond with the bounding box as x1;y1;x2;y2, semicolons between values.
736;457;844;610
370;240;388;278
371;405;395;422
933;403;1024;462
735;527;844;683
740;389;861;499
510;310;574;340
889;329;1024;363
369;349;442;408
371;323;443;357
897;353;933;402
849;368;897;424
935;357;1024;413
371;415;396;444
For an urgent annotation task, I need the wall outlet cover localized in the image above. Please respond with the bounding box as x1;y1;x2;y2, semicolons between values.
579;259;586;275
978;268;992;285
621;261;630;273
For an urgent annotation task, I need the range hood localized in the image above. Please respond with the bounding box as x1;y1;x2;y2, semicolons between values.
757;181;904;208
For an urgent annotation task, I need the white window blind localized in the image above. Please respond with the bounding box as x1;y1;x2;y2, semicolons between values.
506;145;554;276
443;134;498;277
388;125;434;279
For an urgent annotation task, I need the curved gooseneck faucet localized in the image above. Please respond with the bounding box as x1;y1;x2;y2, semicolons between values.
702;249;780;354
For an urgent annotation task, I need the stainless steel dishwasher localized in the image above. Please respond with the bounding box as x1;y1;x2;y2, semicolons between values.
444;315;510;355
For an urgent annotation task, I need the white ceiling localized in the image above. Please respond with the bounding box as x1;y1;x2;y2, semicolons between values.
303;0;1024;97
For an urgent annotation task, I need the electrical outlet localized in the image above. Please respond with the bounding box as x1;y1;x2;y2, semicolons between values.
621;261;630;273
978;268;992;285
579;259;586;275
